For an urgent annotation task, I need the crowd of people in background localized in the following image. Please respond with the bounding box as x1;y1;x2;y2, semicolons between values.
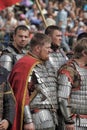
0;0;87;52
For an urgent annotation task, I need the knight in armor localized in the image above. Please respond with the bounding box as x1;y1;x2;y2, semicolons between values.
57;38;87;130
0;25;30;72
45;25;68;75
0;65;15;130
45;25;68;130
8;33;57;130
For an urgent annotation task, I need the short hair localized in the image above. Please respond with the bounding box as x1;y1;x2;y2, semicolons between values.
29;33;51;49
45;25;61;35
73;38;87;58
77;32;87;41
14;25;29;34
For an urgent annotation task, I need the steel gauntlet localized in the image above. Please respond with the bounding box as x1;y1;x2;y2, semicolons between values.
24;105;33;124
59;97;74;124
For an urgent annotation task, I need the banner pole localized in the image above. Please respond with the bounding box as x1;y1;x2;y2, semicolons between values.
35;0;47;28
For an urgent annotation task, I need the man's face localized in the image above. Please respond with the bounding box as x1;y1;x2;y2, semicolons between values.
51;30;62;46
13;29;30;49
39;42;52;61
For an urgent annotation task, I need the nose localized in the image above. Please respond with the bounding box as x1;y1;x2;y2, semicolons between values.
22;36;26;40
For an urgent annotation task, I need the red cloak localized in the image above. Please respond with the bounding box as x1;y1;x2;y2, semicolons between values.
8;54;41;130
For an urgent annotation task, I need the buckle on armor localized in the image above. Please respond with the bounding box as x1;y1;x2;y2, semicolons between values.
73;114;87;127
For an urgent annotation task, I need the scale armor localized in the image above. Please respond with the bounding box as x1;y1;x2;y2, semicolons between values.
28;63;58;129
46;48;68;79
58;61;87;127
30;63;58;110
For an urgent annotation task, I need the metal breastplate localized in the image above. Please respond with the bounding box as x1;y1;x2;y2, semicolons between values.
70;63;87;115
7;46;25;63
29;63;58;109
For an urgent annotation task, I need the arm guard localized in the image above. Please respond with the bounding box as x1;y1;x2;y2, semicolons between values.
59;97;74;124
24;105;33;124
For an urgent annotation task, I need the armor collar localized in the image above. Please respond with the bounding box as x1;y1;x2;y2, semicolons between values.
9;44;23;54
51;43;59;52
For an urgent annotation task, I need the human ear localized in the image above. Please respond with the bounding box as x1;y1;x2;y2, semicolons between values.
82;50;87;56
35;45;41;53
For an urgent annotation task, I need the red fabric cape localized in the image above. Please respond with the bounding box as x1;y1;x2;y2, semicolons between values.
0;0;21;11
9;54;41;130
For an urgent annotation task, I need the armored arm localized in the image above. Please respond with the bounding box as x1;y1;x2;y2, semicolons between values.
58;74;74;124
24;105;33;124
59;97;74;124
23;70;35;124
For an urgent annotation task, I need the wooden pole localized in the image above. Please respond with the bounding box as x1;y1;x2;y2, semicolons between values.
35;0;47;28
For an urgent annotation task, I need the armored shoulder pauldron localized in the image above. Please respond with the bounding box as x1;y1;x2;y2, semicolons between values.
58;60;81;89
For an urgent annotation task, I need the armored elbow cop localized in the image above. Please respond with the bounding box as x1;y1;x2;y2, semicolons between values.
0;55;13;71
59;98;74;124
24;105;33;124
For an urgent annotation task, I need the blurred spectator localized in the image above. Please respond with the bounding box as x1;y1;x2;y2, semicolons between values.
56;1;71;52
2;8;18;46
17;13;30;27
20;0;33;7
77;32;87;41
4;8;18;32
77;21;86;35
0;0;87;53
71;19;79;35
46;18;56;27
25;4;38;21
